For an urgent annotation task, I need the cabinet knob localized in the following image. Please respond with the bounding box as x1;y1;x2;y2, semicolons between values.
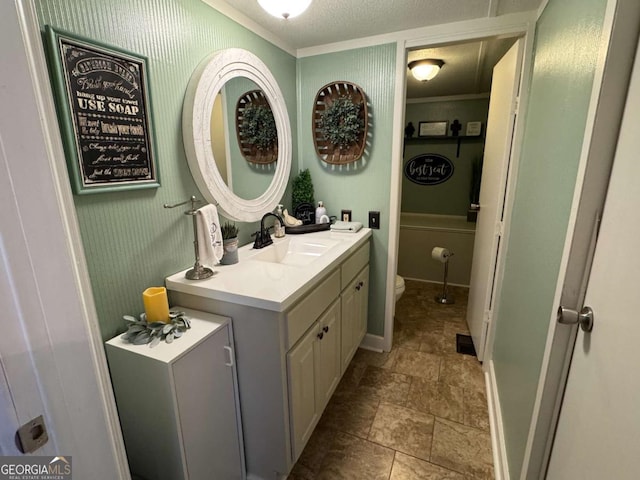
355;284;361;291
317;331;324;340
323;325;329;333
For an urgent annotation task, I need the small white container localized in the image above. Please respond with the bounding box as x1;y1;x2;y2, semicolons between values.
274;204;285;237
315;201;327;224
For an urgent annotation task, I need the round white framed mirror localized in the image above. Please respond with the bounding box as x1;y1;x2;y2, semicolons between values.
182;48;292;222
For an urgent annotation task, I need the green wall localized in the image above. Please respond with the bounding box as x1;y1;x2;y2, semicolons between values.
36;0;298;340
491;0;608;475
403;99;489;215
297;44;397;336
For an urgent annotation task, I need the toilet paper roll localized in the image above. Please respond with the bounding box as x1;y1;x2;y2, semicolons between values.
431;247;451;263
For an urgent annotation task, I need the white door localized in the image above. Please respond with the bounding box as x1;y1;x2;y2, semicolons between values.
546;34;640;479
466;40;523;360
0;145;54;457
0;1;128;477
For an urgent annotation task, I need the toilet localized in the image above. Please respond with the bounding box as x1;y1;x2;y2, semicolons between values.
395;275;405;302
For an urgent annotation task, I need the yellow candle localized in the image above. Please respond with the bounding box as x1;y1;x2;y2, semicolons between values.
142;287;170;323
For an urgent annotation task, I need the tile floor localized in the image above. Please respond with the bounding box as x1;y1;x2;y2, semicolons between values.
287;280;494;480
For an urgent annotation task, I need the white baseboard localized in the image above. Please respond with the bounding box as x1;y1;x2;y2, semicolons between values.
487;360;510;480
360;333;385;352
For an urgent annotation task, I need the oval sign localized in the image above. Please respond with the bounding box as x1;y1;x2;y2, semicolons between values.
404;153;454;186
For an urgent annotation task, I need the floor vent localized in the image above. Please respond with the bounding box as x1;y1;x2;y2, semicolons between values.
456;334;477;357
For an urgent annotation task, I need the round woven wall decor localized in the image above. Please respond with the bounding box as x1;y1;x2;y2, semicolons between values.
313;81;368;165
235;90;278;164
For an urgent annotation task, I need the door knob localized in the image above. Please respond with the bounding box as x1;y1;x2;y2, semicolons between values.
557;305;594;332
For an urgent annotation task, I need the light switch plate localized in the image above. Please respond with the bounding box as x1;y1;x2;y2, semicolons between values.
368;211;380;229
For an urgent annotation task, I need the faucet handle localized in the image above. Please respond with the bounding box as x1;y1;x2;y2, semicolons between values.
251;230;263;249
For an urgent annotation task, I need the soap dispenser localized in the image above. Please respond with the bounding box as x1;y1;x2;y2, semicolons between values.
315;201;327;224
274;204;285;237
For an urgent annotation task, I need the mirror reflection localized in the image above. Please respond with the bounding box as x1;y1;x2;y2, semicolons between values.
183;47;292;222
210;77;277;201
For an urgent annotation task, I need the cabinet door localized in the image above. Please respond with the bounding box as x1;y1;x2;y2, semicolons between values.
356;266;370;344
172;326;243;480
287;323;319;461
316;300;341;411
340;276;359;373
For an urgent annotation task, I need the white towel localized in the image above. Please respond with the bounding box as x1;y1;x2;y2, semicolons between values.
196;204;223;266
330;221;363;233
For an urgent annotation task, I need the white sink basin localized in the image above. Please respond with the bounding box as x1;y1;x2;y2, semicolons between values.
252;237;340;267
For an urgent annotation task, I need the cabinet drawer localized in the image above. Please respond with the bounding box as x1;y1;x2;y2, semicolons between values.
287;268;340;348
341;241;370;290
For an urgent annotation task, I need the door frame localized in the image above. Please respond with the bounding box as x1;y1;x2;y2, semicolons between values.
383;12;538;365
520;0;640;478
9;0;129;475
382;16;536;478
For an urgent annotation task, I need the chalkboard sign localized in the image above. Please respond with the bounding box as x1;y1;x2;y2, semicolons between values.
404;153;454;186
44;26;159;194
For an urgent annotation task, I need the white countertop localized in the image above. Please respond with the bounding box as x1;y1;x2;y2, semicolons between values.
166;228;372;312
105;307;228;363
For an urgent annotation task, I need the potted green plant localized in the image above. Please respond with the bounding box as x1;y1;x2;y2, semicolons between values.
291;169;316;224
220;221;239;265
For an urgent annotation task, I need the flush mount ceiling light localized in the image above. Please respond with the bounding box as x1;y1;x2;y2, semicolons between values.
258;0;312;19
408;59;444;82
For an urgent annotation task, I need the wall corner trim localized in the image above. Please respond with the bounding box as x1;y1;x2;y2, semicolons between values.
488;361;511;480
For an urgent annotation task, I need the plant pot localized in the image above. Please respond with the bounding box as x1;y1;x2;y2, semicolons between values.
220;237;239;265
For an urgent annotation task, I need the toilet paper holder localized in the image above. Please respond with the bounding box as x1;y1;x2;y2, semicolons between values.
432;247;455;305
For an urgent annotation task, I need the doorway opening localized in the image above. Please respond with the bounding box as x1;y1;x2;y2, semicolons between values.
395;34;524;362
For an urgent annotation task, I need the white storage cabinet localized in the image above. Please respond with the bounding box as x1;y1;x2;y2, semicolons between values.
106;307;245;480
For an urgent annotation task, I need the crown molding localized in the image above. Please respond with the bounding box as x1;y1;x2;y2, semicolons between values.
537;0;551;20
297;10;536;58
199;3;536;60
200;0;296;56
406;93;491;104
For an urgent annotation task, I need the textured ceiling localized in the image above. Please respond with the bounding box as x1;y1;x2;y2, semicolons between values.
406;36;518;98
216;0;541;50
207;0;539;97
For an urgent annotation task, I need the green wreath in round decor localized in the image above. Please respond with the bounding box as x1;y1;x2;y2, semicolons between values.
241;104;277;149
319;95;364;148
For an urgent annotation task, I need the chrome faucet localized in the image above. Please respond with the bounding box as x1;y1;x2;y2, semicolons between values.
252;212;284;249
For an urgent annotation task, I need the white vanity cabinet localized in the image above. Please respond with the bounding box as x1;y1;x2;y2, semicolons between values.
286;240;370;462
340;244;370;373
287;298;341;460
105;308;245;480
167;231;371;479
